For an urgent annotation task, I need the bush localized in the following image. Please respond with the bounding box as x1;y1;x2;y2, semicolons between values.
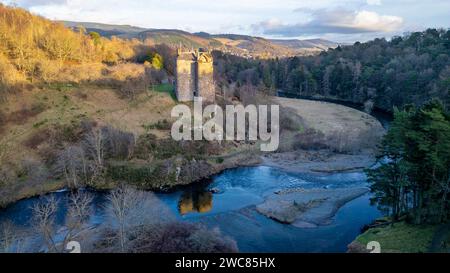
142;119;171;131
0;110;5;133
134;134;223;161
20;158;49;185
216;157;224;164
106;161;176;189
0;53;26;98
24;121;88;150
134;134;181;160
292;129;327;150
102;126;135;160
117;75;149;100
6;103;46;125
325;128;382;154
279;106;305;132
127;222;238;253
0;166;14;187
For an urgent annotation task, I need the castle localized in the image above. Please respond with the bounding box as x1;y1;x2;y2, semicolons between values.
175;48;215;103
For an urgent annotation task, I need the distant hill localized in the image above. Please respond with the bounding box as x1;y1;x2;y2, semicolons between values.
62;21;147;38
269;38;341;51
62;21;339;58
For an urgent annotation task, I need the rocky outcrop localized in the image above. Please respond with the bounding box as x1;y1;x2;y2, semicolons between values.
256;187;369;227
347;241;370;253
261;150;377;174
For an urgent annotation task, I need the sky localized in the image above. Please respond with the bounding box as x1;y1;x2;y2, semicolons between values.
2;0;449;43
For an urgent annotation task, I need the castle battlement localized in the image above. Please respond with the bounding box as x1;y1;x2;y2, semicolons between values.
175;48;215;103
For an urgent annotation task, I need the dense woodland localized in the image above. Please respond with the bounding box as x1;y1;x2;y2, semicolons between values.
368;100;450;224
215;29;450;113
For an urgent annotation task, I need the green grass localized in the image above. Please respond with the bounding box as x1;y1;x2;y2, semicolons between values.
47;82;77;92
151;83;176;100
356;221;437;253
32;119;48;128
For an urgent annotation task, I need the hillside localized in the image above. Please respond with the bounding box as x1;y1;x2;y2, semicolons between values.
62;21;147;38
269;38;341;51
0;5;258;206
63;21;339;58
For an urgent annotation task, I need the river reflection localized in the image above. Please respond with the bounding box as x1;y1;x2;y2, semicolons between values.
178;190;213;215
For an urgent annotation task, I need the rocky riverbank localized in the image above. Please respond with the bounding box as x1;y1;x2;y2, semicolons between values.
261;150;377;174
256;187;369;228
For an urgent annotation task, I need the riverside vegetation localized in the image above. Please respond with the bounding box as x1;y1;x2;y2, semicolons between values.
349;100;450;253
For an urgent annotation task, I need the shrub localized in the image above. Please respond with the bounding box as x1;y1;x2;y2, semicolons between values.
134;133;222;161
0;53;26;98
134;134;182;160
106;161;176;189
20;158;49;185
127;222;238;253
279;106;305;132
292;129;327;151
142;119;171;131
102;126;135;160
0;166;14;187
23;128;52;149
6;103;46;125
216;157;224;164
0;110;5;133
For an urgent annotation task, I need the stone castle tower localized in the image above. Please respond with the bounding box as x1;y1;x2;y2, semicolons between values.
175;48;215;103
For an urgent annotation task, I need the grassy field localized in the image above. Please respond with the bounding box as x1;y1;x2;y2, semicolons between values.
272;96;385;154
355;221;437;253
273;97;384;138
151;83;176;100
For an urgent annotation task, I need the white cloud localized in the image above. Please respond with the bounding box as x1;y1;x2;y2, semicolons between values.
353;10;402;32
253;8;403;36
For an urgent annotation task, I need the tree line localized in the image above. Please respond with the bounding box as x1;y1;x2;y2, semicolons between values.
367;99;450;224
214;29;450;113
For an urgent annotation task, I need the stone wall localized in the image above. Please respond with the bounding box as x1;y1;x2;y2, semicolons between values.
175;49;215;103
175;58;195;102
196;52;215;103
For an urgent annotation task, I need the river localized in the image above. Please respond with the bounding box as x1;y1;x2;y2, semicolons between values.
0;166;382;253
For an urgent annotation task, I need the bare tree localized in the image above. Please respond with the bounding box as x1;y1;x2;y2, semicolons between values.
105;185;170;252
0;220;29;253
32;195;59;252
61;191;93;250
83;127;106;179
32;192;93;253
21;157;49;185
0;221;15;253
103;126;135;159
364;99;374;114
54;145;88;188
